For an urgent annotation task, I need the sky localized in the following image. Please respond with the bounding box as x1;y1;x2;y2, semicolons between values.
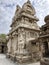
0;0;49;34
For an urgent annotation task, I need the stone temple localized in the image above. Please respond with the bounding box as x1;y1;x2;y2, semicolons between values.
7;0;41;63
40;15;49;65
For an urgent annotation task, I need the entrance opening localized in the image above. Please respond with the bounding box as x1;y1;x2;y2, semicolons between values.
31;41;36;45
1;45;4;53
43;41;49;57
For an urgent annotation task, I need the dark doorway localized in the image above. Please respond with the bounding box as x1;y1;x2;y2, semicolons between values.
43;41;49;57
1;45;4;53
31;41;36;45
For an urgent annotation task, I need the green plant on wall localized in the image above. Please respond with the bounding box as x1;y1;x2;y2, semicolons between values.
0;34;6;43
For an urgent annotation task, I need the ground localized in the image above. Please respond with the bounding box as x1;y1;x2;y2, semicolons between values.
0;54;40;65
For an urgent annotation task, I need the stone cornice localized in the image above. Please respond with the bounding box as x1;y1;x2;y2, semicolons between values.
10;12;39;27
21;12;39;21
39;34;49;38
8;24;40;35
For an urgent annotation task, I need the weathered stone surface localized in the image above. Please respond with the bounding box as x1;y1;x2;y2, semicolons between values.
7;0;40;63
40;58;49;65
39;15;49;65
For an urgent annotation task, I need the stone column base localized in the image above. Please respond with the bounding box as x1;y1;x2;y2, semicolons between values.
6;53;16;62
6;53;10;58
9;54;16;62
16;55;31;63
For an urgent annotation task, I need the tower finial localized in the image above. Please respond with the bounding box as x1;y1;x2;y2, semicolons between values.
16;5;20;9
27;0;30;3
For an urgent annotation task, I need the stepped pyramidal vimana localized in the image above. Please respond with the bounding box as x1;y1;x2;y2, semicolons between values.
6;0;49;64
7;0;40;63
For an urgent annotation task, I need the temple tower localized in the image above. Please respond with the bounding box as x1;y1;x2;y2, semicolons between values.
7;0;40;63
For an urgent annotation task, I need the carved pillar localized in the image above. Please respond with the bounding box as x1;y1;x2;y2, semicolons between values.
18;28;25;54
7;35;12;54
11;36;14;55
13;35;18;54
48;42;49;50
21;17;24;24
25;17;29;24
11;32;18;55
39;39;43;58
